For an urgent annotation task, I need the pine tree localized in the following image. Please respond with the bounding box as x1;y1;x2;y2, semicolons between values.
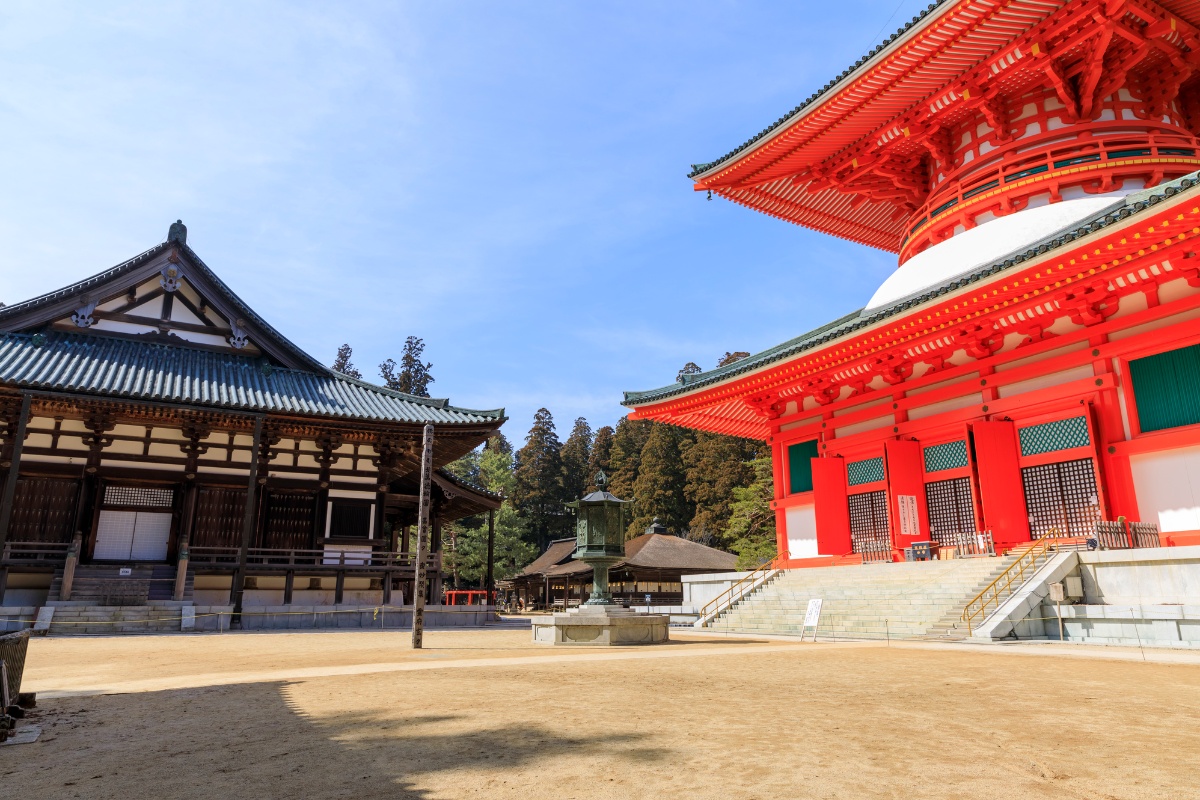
607;416;652;501
484;432;513;456
586;425;614;492
725;457;778;569
677;361;702;381
512;408;569;550
379;336;434;397
684;432;758;546
718;351;751;367
629;423;691;537
331;344;362;379
560;417;593;502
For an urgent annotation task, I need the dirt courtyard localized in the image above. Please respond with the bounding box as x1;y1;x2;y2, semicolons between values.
5;629;1200;799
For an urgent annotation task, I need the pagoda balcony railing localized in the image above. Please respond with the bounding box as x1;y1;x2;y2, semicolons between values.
1;541;71;566
901;122;1200;259
188;546;441;572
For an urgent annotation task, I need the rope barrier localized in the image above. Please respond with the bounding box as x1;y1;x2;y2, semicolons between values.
0;604;505;630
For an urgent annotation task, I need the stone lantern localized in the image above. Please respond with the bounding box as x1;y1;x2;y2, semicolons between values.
530;471;669;646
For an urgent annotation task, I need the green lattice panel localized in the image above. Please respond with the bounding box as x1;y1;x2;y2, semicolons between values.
846;457;885;486
1018;416;1090;457
923;440;968;473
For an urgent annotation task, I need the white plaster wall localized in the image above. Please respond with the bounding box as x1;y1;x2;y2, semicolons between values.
681;571;752;610
1130;446;1200;532
996;364;1093;399
785;503;818;558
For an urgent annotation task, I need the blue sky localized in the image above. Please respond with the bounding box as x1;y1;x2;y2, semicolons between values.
0;1;933;440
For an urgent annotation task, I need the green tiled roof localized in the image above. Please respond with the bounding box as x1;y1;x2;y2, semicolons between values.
0;330;504;426
623;172;1200;407
688;1;951;179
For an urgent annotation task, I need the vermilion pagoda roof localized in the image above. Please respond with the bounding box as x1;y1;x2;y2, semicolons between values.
623;171;1200;429
689;0;1200;253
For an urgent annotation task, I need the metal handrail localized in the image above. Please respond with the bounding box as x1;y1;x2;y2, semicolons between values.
960;539;1054;634
696;554;785;623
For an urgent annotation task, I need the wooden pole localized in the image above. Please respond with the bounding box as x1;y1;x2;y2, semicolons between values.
231;416;264;626
411;423;434;649
0;395;32;550
486;508;496;604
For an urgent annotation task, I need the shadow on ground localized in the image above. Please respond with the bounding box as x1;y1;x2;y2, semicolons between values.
6;680;668;799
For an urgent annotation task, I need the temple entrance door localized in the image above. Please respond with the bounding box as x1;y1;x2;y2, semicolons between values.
848;490;891;562
94;510;172;561
92;485;177;562
1020;458;1102;539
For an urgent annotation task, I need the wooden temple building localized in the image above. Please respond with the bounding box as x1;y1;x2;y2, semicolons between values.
507;525;737;609
625;0;1200;565
0;221;504;625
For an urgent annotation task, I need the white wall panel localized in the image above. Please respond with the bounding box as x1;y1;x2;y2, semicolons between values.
1130;445;1200;532
785;503;818;559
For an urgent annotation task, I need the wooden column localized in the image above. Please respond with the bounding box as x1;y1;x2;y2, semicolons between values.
231;416;264;626
284;570;295;605
485;508;496;604
411;423;434;649
0;395;32;552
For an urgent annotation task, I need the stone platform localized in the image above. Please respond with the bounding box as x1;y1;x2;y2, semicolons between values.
531;605;669;646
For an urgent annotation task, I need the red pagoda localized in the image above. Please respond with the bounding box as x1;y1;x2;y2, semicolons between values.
624;0;1200;565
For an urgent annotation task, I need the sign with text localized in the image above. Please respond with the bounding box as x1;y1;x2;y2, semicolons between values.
898;494;920;538
803;598;823;628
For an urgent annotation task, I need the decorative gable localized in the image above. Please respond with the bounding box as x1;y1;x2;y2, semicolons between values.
51;258;261;356
0;221;321;371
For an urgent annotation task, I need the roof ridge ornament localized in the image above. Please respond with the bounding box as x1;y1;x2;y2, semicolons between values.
167;219;187;245
71;298;97;328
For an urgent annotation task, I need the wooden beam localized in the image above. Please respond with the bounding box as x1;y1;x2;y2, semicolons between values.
411;423;434;649
0;395;32;550
231;416;264;626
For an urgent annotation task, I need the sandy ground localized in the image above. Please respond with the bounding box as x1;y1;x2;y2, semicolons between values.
4;629;1200;800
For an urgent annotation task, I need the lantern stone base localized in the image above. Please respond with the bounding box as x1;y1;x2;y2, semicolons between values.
531;605;669;646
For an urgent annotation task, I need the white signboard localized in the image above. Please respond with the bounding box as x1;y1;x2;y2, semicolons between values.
803;598;823;628
898;494;920;538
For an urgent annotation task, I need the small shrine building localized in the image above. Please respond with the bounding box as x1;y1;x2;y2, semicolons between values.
624;0;1200;565
0;222;504;618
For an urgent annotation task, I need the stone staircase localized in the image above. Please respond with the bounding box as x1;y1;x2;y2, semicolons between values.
49;564;192;603
41;563;195;635
709;556;1020;641
44;602;192;635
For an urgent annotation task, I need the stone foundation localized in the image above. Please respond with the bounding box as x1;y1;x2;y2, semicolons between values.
531;605;668;646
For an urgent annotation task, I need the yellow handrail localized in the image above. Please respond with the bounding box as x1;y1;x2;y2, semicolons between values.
960;539;1054;634
697;554;784;622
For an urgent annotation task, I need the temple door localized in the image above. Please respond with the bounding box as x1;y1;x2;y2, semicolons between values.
972;421;1031;551
812;457;852;556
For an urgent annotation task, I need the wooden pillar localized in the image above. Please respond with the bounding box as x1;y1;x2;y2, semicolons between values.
284;570;294;605
334;571;345;605
231;416;264;626
0;394;32;552
411;423;434;649
486;508;496;603
382;570;392;605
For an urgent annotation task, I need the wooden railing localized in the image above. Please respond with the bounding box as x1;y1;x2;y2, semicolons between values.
1095;521;1162;550
695;554;786;627
0;541;70;565
188;547;439;571
960;539;1054;635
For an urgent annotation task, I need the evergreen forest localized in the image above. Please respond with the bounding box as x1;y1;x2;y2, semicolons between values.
333;344;777;587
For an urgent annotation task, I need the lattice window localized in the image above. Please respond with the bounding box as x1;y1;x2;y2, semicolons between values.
104;485;174;508
847;457;885;486
924;440;969;473
1021;458;1101;539
1018;416;1090;457
925;477;975;543
848;490;890;560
